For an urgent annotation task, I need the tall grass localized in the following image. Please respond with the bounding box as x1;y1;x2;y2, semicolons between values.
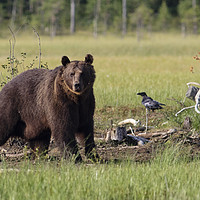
0;145;200;200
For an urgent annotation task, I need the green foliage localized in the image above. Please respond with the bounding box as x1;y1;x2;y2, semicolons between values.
156;0;172;31
146;0;162;13
178;0;200;35
2;0;200;36
129;3;153;34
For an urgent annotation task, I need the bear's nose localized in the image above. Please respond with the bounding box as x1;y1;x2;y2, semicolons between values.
74;83;81;91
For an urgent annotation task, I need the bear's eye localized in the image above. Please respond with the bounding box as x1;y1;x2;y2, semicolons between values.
70;72;75;77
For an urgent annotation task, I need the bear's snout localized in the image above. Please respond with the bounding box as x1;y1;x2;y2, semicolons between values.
74;83;81;92
72;71;83;92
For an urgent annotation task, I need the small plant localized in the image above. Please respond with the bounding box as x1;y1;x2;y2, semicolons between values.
0;53;48;87
0;26;48;88
23;145;30;160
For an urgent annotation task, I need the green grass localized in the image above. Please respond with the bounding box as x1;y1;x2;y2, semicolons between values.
0;146;200;200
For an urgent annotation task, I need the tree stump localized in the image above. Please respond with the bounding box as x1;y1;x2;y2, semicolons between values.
115;127;127;141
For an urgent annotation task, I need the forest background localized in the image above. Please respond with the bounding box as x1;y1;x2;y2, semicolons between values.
0;0;200;38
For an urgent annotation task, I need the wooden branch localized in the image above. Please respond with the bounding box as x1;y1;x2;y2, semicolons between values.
8;26;16;78
32;27;41;68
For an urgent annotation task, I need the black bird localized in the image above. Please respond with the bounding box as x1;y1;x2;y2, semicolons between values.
137;92;166;132
137;92;165;111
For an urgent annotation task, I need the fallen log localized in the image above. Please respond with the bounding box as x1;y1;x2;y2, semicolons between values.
0;150;32;158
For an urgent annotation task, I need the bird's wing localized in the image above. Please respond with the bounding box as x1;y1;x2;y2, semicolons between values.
142;98;156;108
143;99;163;109
154;100;166;106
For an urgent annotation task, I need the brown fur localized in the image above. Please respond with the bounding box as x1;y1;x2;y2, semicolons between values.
0;54;98;162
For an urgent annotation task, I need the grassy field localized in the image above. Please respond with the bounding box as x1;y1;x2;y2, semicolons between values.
1;33;200;109
1;146;200;200
1;33;200;199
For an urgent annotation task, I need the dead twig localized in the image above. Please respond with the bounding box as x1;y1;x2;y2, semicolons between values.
32;27;41;68
8;26;16;78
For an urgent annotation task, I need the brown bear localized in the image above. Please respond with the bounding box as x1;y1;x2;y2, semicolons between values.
0;54;98;162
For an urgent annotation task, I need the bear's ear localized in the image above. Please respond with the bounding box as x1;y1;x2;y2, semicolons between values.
85;54;93;65
61;56;70;66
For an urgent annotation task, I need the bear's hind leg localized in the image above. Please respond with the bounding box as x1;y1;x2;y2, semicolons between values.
0;119;22;146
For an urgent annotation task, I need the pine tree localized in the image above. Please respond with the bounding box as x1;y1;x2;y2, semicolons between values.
156;0;172;31
130;3;153;41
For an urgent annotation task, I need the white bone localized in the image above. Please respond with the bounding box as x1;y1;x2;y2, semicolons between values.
118;118;141;126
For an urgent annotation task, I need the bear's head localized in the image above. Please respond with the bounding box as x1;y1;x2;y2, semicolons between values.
60;54;95;95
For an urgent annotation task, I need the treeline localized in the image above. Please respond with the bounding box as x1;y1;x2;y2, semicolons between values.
1;0;200;37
